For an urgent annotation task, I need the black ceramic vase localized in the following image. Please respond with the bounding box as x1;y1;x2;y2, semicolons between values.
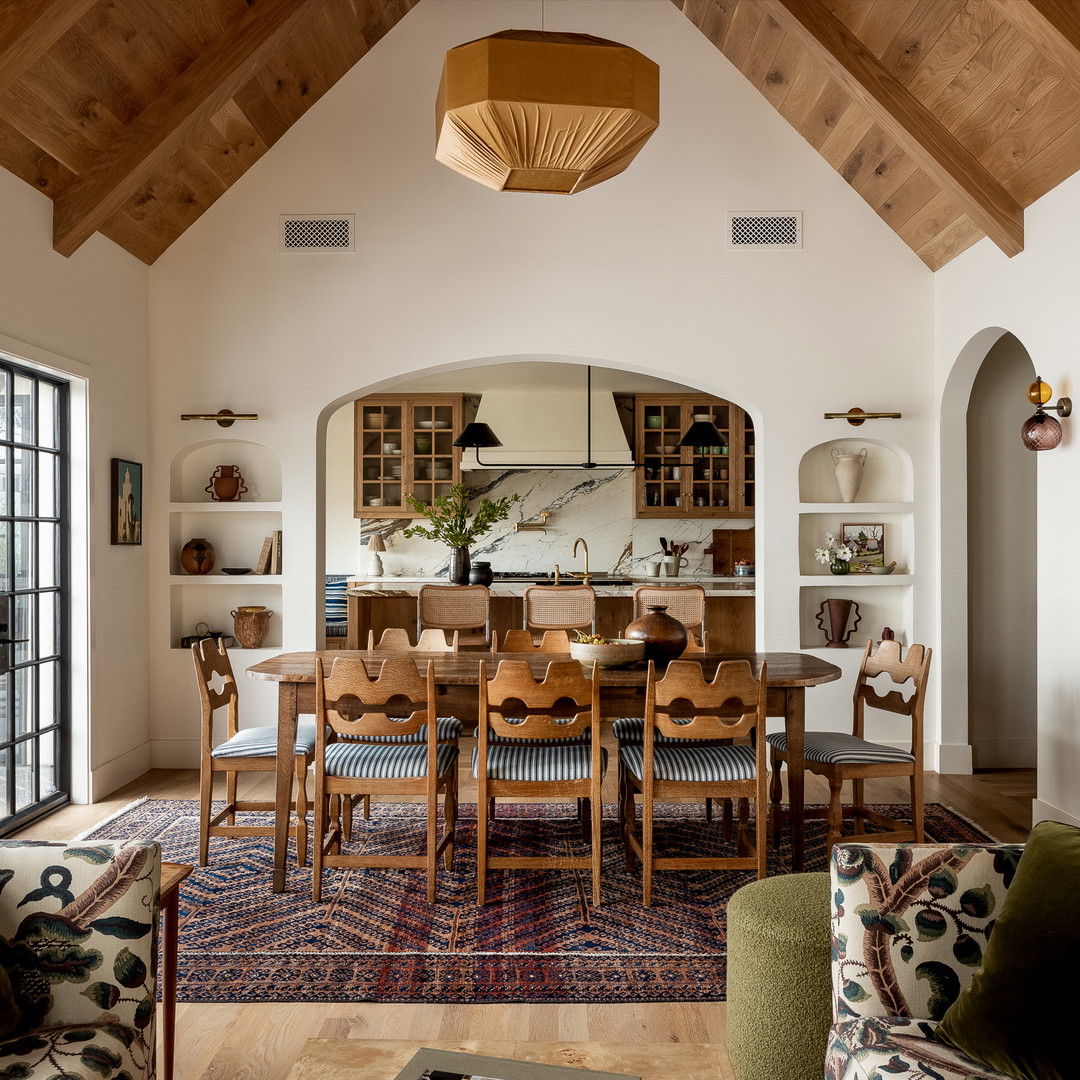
624;605;688;664
468;560;493;587
448;546;471;585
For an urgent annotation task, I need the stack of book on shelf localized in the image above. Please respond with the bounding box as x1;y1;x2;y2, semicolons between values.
256;530;282;574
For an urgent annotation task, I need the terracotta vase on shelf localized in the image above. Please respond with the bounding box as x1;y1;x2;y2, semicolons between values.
816;598;861;648
624;605;688;664
205;464;247;502
180;537;215;575
231;606;273;649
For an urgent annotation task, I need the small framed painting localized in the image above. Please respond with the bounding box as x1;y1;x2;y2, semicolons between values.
842;523;884;572
112;458;143;545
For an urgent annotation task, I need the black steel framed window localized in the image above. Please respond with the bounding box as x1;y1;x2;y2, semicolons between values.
0;360;69;834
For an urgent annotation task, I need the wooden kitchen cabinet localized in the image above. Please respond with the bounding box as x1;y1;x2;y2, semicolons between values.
354;395;463;517
634;395;754;518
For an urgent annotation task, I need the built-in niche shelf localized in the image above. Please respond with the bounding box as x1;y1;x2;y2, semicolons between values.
168;439;283;649
797;438;915;648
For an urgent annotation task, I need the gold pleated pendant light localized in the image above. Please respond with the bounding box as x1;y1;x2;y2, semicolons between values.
436;30;660;195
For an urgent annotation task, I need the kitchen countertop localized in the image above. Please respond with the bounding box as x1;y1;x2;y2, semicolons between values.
347;575;755;598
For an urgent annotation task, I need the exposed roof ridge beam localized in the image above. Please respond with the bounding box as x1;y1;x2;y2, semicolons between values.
761;0;1024;258
0;0;98;101
989;0;1080;94
52;0;318;258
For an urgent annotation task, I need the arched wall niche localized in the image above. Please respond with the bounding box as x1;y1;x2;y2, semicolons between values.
798;437;912;504
170;439;282;502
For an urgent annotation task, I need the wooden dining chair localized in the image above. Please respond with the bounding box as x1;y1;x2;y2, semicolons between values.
418;584;490;647
619;659;768;905
522;584;596;638
367;627;459;652
312;656;458;903
474;659;605;905
191;638;316;867
767;639;932;856
493;629;572;653
632;584;707;645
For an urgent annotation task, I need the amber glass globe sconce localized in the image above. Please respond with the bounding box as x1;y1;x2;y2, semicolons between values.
1020;377;1071;451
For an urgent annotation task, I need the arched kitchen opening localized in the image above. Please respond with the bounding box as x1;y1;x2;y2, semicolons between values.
320;357;760;652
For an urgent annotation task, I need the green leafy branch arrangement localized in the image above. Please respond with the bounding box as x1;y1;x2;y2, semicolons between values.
403;483;519;548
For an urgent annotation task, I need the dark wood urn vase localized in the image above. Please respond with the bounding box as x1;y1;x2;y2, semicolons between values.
624;604;688;664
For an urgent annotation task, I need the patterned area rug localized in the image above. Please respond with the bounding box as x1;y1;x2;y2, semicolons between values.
84;799;992;1005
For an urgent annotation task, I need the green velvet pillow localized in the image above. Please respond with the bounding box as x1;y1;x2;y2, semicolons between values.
935;819;1080;1080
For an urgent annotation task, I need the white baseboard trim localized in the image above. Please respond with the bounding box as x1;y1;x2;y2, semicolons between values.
91;743;152;801
1032;799;1080;828
934;742;973;775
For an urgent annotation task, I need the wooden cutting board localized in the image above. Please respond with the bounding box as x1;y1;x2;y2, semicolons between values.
710;527;754;574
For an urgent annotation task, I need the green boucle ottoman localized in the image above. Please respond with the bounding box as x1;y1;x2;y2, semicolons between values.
726;872;832;1080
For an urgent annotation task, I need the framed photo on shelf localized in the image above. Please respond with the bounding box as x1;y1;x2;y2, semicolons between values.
394;1048;637;1080
111;458;142;545
842;522;884;573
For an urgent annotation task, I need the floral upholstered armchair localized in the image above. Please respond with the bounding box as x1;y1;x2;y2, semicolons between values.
827;841;1023;1080
0;840;161;1080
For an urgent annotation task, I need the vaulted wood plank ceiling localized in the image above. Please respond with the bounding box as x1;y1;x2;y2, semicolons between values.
1;0;1078;269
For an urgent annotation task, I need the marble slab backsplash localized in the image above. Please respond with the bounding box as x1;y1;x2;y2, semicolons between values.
356;469;752;578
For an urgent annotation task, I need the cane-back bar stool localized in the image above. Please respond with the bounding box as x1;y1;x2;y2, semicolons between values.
619;658;769;905
474;659;606;904
312;656;458;903
191;638;316;867
767;638;932;856
418;584;489;647
522;584;596;639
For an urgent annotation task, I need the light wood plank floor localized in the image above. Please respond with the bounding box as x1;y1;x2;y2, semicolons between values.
14;765;1034;1080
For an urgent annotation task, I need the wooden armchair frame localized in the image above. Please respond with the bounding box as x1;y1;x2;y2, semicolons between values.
475;659;603;905
620;659;768;905
192;637;311;867
313;656;458;903
770;639;931;855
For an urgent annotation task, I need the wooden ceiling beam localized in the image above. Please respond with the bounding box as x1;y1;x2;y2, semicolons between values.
52;0;318;258
0;0;98;101
761;0;1024;258
988;0;1080;93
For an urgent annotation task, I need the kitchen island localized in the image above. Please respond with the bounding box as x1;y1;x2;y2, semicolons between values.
343;576;755;652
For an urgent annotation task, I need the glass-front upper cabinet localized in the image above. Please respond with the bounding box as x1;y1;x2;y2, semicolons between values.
634;395;754;519
354;395;463;517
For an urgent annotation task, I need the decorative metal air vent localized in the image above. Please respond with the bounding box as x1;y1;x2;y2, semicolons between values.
280;214;354;252
727;212;802;249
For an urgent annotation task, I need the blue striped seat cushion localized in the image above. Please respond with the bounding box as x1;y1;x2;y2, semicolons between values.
339;716;462;744
619;742;758;782
612;716;704;744
324;740;459;779
766;731;915;765
472;743;607;782
211;720;318;758
326;574;348;636
488;718;590;747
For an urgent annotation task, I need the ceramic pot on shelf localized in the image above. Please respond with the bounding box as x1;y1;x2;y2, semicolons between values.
624;605;688;664
205;464;247;502
816;598;861;648
831;447;868;503
231;606;273;649
180;537;215;575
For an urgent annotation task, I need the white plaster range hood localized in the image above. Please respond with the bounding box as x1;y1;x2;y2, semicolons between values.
460;388;635;470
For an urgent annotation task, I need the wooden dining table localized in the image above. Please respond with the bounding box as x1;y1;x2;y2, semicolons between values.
246;649;842;892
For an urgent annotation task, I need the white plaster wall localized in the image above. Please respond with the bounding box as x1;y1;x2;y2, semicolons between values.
0;168;150;801
149;0;935;762
936;171;1080;826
